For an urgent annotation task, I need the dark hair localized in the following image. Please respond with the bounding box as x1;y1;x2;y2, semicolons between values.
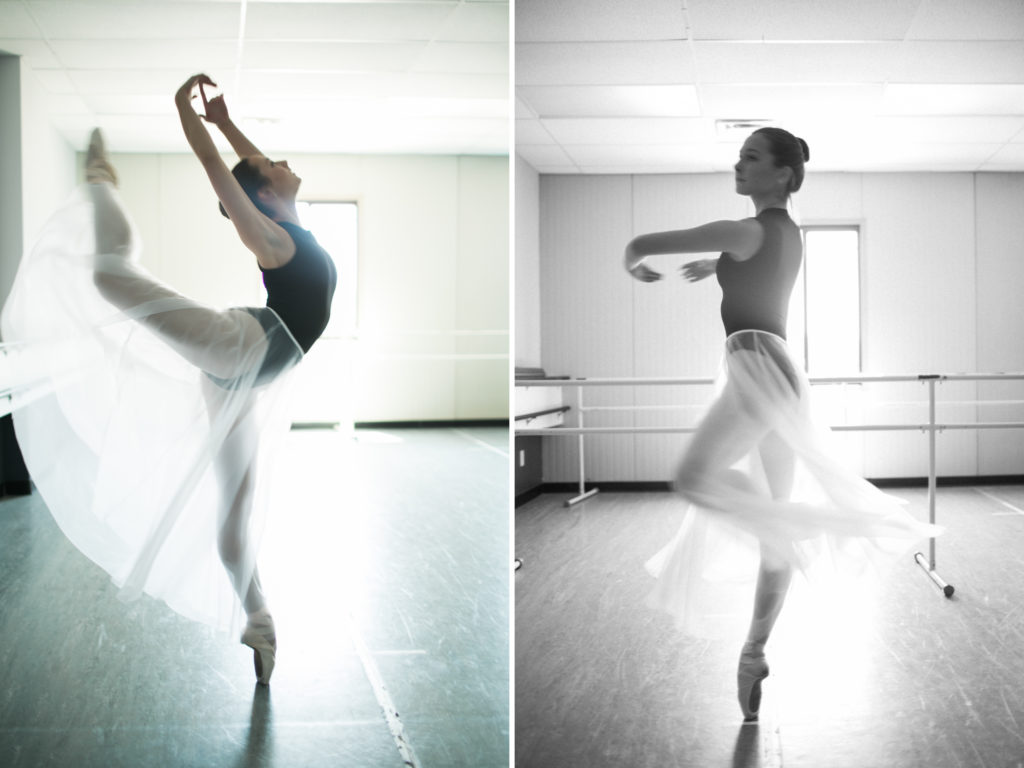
218;158;274;219
752;127;810;194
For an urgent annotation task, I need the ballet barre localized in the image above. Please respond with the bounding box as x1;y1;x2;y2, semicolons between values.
515;372;1024;599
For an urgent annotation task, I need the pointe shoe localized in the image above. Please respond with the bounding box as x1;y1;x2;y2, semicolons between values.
737;645;769;722
241;612;277;685
85;128;118;186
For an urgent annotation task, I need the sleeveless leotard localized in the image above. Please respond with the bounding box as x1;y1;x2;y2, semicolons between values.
262;221;338;353
715;207;802;339
207;222;337;390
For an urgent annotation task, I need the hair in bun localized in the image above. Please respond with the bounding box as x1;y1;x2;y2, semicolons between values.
752;127;808;193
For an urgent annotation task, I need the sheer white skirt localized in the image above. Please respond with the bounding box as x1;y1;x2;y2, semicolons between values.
645;330;942;636
1;185;303;634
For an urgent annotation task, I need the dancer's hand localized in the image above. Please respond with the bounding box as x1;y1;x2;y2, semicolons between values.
680;258;717;282
202;93;230;125
175;74;217;109
628;263;662;282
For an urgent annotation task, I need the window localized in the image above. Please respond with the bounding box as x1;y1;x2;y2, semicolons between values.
788;226;861;376
295;201;358;336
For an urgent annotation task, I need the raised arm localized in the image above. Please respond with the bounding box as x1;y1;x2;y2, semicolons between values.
175;74;290;265
202;91;262;160
624;219;763;281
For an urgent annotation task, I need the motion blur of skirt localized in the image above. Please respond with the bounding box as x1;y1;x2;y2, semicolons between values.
645;329;942;636
1;186;302;634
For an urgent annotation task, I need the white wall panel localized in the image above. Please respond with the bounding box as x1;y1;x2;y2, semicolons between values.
515;155;542;368
455;155;509;419
975;174;1024;475
540;175;634;483
861;174;976;478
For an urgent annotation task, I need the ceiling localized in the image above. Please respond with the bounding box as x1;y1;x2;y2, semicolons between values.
516;0;1024;174
0;0;509;156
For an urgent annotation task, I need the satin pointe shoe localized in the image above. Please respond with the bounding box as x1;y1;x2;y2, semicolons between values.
241;611;277;685
85;128;118;186
737;645;769;722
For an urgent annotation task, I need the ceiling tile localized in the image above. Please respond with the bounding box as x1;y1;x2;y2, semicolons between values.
0;3;42;37
907;0;1024;41
541;117;714;145
25;1;240;40
890;42;1024;84
692;42;898;84
519;85;700;118
434;1;508;43
413;42;508;75
699;84;884;119
244;2;454;41
242;40;425;72
515;143;576;169
0;38;60;68
982;143;1024;170
515;96;537;119
515;118;555;144
50;39;237;71
879;84;1024;116
563;143;720;171
516;41;693;87
515;0;686;43
687;0;921;41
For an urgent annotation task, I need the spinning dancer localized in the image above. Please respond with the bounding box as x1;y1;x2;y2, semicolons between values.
626;128;940;721
2;74;336;686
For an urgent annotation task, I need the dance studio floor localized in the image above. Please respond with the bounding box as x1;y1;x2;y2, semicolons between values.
516;486;1024;768
0;426;509;768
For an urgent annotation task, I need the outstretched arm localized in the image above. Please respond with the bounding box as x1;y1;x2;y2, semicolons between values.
202;92;262;160
624;219;763;281
175;74;289;265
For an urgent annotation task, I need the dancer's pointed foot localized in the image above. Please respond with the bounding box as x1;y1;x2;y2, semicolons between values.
241;608;276;685
737;643;769;722
85;128;118;186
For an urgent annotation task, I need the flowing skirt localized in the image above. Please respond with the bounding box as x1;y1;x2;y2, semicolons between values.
645;330;942;636
1;186;303;634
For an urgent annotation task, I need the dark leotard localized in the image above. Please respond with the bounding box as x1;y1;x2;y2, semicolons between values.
716;207;802;391
262;221;338;353
715;207;802;340
207;222;337;389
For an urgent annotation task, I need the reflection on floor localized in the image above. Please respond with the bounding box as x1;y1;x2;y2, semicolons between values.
515;486;1024;768
0;426;509;768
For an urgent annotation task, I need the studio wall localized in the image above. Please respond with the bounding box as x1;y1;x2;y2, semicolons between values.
97;152;509;425
519;165;1024;483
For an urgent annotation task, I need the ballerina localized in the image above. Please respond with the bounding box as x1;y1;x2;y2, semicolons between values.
2;73;337;686
627;127;941;720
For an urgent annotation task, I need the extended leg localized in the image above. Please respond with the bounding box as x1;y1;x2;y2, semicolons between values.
87;179;267;381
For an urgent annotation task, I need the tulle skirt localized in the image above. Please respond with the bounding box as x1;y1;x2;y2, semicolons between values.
1;185;303;634
645;330;942;636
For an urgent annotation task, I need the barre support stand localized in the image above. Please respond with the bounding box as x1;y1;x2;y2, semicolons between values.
566;383;598;507
913;376;955;598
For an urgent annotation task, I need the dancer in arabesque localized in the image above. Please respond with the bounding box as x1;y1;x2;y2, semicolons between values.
2;73;336;685
626;127;941;720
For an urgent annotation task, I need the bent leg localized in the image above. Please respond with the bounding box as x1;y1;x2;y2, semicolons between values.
673;385;770;508
88;182;267;380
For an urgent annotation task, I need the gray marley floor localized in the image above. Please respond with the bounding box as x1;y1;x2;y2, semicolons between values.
0;426;509;768
515;486;1024;768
